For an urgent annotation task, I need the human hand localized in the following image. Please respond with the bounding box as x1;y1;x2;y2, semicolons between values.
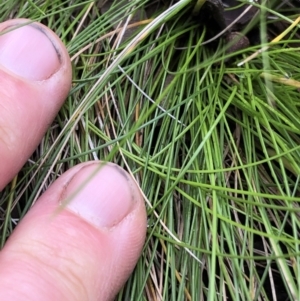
0;19;147;301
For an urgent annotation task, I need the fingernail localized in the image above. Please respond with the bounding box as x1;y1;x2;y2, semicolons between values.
62;163;136;229
0;23;61;80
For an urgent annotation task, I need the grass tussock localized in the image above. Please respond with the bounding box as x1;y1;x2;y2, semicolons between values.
1;0;300;300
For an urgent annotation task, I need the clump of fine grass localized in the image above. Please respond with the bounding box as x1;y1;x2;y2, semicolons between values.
1;0;300;300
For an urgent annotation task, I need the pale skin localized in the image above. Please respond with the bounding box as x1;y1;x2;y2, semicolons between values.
0;19;147;301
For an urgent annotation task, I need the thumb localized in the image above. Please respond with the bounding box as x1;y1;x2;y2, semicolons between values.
0;162;147;301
